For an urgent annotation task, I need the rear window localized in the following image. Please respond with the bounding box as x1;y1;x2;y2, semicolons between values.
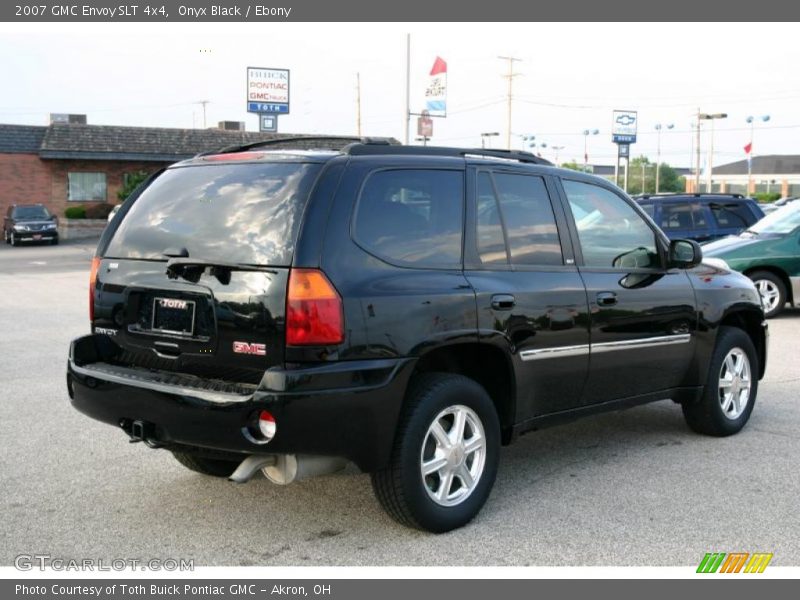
709;202;756;228
105;162;322;266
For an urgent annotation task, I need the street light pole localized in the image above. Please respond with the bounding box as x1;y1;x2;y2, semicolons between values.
699;113;727;193
583;129;598;172
654;123;673;193
481;132;499;149
551;145;565;167
746;115;770;194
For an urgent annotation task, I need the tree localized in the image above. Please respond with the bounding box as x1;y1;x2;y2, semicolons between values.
627;156;684;194
560;160;586;172
117;170;152;202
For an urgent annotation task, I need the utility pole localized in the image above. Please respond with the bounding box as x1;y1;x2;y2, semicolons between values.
356;72;362;137
498;56;521;150
196;100;209;128
404;34;411;145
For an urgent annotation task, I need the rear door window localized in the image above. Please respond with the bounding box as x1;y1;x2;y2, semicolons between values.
104;162;322;266
710;202;755;228
477;172;563;266
354;169;464;268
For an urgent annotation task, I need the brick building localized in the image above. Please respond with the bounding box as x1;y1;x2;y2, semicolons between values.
0;120;360;218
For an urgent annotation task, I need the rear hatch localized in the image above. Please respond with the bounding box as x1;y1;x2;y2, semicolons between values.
92;158;324;386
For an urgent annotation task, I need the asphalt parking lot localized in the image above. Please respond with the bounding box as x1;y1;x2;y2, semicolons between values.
1;240;799;567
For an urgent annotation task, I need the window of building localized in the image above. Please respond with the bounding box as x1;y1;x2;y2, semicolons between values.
68;172;107;202
354;169;464;268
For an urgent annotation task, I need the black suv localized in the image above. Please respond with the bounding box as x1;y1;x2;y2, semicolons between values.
68;141;768;532
4;203;59;245
634;193;764;243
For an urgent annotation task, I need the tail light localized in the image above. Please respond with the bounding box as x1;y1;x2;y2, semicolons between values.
89;256;101;322
286;269;344;346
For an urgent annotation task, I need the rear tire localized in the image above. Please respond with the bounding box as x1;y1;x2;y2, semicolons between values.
371;373;500;533
171;451;239;478
682;326;758;436
749;271;786;318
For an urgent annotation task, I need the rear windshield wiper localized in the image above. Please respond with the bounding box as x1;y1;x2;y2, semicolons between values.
166;257;277;284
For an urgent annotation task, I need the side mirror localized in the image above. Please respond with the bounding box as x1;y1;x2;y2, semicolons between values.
669;239;702;269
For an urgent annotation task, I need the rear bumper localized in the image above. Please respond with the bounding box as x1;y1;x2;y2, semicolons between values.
67;334;414;472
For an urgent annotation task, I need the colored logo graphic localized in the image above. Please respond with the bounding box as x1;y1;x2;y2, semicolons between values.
696;552;773;573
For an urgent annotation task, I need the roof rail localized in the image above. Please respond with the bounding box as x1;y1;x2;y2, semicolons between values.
636;192;745;200
343;142;553;165
203;135;365;156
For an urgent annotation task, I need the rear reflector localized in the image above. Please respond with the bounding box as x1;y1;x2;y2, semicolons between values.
258;410;277;441
286;269;344;346
89;256;101;322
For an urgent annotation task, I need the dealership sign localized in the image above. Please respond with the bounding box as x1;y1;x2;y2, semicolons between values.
612;109;637;144
247;67;290;114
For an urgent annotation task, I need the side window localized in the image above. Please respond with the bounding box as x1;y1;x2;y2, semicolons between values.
659;203;695;230
476;172;508;265
562;180;661;269
492;173;563;266
354;169;463;268
710;203;751;228
640;203;655;219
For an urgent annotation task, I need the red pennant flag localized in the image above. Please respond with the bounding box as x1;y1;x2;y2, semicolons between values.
430;56;447;76
744;142;753;155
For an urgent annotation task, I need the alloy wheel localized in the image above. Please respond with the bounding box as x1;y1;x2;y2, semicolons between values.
754;279;781;314
718;347;751;420
420;404;486;507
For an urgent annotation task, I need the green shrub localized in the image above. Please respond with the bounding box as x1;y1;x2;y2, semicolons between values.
118;170;152;201
64;206;86;219
84;203;115;219
754;192;781;203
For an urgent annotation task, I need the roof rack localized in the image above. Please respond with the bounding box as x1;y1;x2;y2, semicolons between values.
203;135;365;156
637;192;744;200
342;142;552;165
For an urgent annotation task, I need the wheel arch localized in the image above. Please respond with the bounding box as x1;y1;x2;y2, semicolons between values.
718;308;768;380
408;342;516;444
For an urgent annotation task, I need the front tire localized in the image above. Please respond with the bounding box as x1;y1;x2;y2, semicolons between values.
10;232;18;247
171;451;239;478
371;373;501;533
749;271;786;318
682;326;758;436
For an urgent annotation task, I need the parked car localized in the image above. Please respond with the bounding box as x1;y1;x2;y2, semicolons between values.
3;203;59;246
634;193;764;242
67;141;767;532
703;201;800;318
762;196;798;215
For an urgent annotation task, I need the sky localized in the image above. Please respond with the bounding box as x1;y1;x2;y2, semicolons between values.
1;22;799;168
